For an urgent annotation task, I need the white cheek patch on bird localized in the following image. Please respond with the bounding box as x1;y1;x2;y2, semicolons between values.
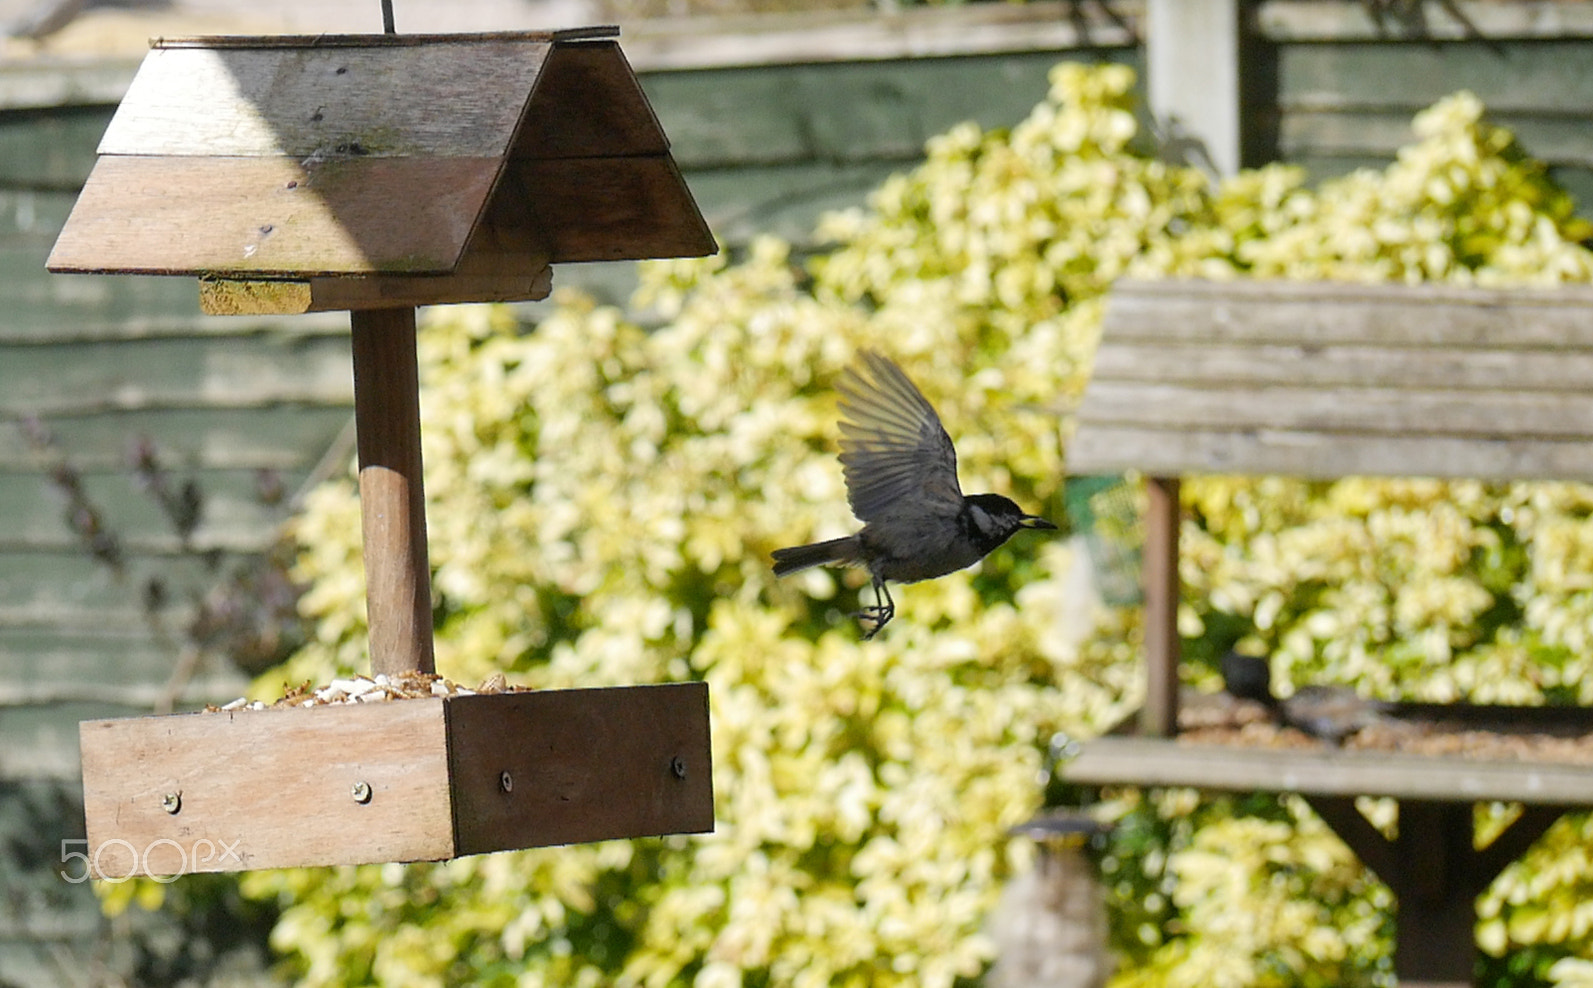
771;350;1057;639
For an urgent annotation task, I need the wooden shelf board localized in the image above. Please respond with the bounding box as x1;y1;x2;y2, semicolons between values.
1062;736;1593;806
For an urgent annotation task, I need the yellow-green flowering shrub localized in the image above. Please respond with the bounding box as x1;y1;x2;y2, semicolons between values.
230;62;1593;986
240;66;1160;986
1110;796;1392;988
242;267;1114;987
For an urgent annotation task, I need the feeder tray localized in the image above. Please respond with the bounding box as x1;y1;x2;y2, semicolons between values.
80;683;712;876
50;27;718;878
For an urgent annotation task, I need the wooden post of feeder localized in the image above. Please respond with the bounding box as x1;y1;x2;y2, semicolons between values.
1140;475;1180;737
356;0;431;678
351;307;434;676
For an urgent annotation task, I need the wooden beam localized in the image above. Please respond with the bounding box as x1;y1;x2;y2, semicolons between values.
1306;793;1580;892
1098;278;1593;350
1257;0;1593;42
1068;426;1593;483
350;307;434;677
1062;736;1593;806
1091;340;1593;394
1394;801;1476;984
1079;381;1593;441
1302;794;1399;888
622;1;1141;72
1146;0;1240;176
1305;795;1485;980
1140;476;1180;737
1473;804;1566;892
198;265;554;315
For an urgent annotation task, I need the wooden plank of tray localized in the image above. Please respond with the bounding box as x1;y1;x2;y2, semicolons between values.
1062;736;1593;806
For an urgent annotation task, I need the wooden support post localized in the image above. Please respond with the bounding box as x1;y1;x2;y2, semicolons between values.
1306;799;1465;981
1141;476;1181;737
350;307;435;677
1146;0;1242;176
1306;796;1474;984
1305;796;1571;987
1393;801;1475;985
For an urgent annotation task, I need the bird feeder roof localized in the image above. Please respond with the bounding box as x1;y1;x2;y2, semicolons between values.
1071;278;1593;482
46;27;715;313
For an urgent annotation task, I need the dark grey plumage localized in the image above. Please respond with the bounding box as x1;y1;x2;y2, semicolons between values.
772;351;1055;637
837;351;964;528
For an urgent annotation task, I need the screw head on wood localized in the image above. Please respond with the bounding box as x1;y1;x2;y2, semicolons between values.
670;756;687;781
161;792;182;814
351;780;372;804
499;771;513;793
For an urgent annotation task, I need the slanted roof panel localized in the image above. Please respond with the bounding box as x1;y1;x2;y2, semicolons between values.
508;40;713;260
1070;278;1593;481
50;155;499;276
99;36;552;158
511;156;714;263
517;40;668;160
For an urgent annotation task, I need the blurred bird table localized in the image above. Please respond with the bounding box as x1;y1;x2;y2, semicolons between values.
48;27;717;877
1061;277;1593;988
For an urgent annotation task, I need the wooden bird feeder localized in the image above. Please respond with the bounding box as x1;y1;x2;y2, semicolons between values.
1063;278;1593;985
48;27;717;878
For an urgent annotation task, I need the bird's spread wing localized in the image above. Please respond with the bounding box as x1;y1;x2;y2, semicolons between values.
836;351;963;522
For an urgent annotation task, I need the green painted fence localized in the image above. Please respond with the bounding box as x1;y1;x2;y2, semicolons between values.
5;2;1593;978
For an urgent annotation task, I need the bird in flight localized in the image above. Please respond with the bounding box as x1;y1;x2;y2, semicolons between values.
772;350;1055;637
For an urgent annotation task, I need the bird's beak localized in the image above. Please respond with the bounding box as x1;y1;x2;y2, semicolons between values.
1020;515;1058;530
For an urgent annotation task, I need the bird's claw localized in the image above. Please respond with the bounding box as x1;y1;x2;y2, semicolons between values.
854;577;896;639
853;603;895;640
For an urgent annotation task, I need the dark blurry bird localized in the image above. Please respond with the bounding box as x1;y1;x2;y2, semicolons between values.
1221;651;1393;745
772;350;1056;638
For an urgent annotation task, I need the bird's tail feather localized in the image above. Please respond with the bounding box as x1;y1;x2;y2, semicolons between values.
772;536;862;577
